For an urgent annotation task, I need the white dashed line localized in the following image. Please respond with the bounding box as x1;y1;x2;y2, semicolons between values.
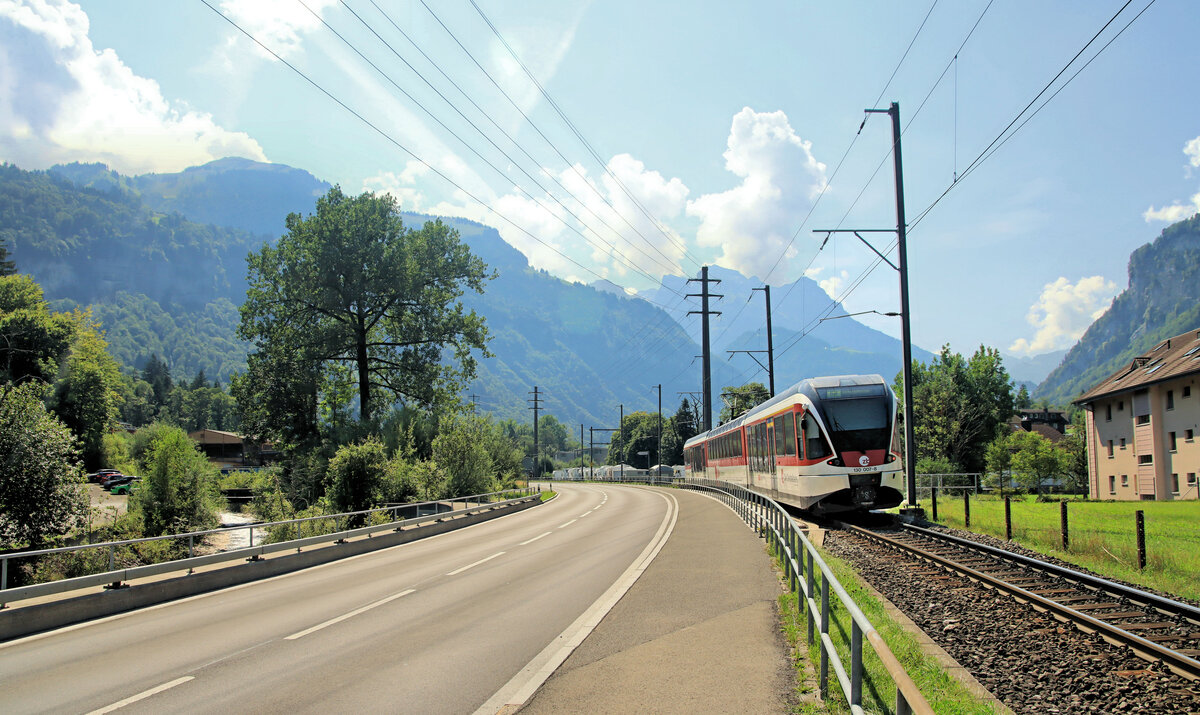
446;552;506;576
520;532;551;546
87;676;194;714
579;512;591;518
286;589;415;640
558;519;577;529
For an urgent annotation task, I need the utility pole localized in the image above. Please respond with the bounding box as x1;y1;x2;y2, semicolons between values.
728;285;776;398
756;286;775;397
580;423;585;475
619;404;624;481
687;266;722;432
528;386;542;481
654;384;662;469
814;102;916;512
591;425;619;480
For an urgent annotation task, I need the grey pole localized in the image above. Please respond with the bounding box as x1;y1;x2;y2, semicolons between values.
753;285;776;397
889;102;918;510
655;384;663;470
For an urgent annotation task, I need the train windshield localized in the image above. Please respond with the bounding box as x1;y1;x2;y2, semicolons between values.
817;387;890;454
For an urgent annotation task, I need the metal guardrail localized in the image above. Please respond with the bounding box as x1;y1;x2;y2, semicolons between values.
0;488;537;606
585;476;932;715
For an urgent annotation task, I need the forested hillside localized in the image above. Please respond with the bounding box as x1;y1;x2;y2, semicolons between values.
1037;214;1200;404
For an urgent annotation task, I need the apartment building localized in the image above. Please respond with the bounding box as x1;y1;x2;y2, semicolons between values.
1075;328;1200;500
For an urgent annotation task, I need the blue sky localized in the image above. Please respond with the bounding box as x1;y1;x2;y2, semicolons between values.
1;0;1196;361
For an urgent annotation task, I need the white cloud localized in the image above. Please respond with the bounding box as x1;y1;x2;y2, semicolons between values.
217;0;336;62
0;0;266;174
1009;276;1119;356
1185;136;1200;168
686;108;827;280
362;161;433;211
1144;136;1200;223
818;270;849;300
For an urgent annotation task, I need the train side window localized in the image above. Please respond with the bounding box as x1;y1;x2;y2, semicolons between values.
783;412;796;456
802;414;830;460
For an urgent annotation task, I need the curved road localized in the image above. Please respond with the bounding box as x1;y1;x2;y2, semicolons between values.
0;484;674;714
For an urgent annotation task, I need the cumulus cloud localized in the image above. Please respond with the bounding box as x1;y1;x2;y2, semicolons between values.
218;0;335;59
686;108;827;280
818;270;849;300
1144;136;1200;223
1009;276;1119;356
0;0;266;174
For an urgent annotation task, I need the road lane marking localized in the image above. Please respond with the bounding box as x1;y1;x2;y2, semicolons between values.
557;519;577;529
519;532;551;546
285;589;415;640
579;512;591;517
446;552;506;576
87;676;194;714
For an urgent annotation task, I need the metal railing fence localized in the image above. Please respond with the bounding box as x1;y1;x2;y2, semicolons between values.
599;475;931;715
1;487;536;606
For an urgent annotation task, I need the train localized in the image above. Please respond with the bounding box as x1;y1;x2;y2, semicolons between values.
682;374;904;514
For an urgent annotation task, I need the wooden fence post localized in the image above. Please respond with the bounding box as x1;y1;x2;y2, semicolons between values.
1060;500;1069;550
1004;497;1012;541
1136;510;1146;570
964;491;970;529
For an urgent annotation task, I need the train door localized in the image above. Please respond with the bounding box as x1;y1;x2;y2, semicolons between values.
767;422;777;492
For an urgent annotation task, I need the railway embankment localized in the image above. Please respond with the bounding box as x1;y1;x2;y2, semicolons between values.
825;523;1200;713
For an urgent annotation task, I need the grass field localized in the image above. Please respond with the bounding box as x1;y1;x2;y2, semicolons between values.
929;494;1200;602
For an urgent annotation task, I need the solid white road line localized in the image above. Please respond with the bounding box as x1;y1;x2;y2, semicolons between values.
285;589;415;640
557;519;577;529
476;489;679;715
446;552;506;577
519;532;552;546
86;676;194;714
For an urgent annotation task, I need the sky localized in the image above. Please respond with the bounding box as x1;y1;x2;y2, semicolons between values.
1;0;1196;363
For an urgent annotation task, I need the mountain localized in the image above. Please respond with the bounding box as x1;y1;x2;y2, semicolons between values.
638;264;934;386
1036;214;1200;405
50;158;330;238
1004;349;1067;385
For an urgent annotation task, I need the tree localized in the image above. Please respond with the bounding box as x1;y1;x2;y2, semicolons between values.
129;425;220;535
326;437;388;515
50;316;123;468
719;382;770;423
1008;431;1070;495
0;274;76;385
1015;384;1032;410
433;415;495;497
238;187;491;427
668;399;699;464
142;353;173;409
0;382;89;549
896;345;1015;474
0;238;15;276
607;411;679;468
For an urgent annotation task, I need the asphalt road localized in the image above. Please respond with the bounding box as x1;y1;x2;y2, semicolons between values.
0;484;674;714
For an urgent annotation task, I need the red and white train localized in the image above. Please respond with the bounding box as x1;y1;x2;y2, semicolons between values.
683;374;904;513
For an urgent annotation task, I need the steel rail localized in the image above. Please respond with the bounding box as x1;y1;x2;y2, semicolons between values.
902;523;1200;625
846;524;1200;681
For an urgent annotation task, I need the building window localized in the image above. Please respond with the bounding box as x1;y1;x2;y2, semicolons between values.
1138;455;1153;465
1121;474;1129;487
1107;440;1114;457
1189;473;1197;487
1187;429;1195;441
1106;404;1113;421
1167;390;1175;410
1170;432;1178;451
1118;401;1124;411
1120;438;1126;449
1172;473;1180;493
1185;386;1192;398
1109;475;1116;494
1136;414;1150;425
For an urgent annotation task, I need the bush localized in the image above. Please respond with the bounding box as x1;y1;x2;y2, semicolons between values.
434;415;495;498
325;437;388;515
130;425;220;535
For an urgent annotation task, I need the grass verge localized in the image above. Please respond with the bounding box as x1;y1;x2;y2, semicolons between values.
931;495;1200;601
774;543;1000;714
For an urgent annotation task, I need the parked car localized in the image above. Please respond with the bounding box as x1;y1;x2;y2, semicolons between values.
98;472;130;488
87;469;122;484
109;478;141;496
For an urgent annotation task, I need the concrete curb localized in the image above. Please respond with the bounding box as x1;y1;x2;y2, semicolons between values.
1;498;541;642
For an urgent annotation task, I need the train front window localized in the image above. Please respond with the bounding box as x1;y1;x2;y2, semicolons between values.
821;397;889;453
801;414;829;460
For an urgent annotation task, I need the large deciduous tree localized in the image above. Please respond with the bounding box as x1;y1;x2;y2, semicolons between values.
719;382;770;423
236;188;491;438
896;345;1016;474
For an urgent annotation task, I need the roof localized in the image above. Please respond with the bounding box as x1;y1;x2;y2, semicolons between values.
1074;327;1200;405
188;429;244;445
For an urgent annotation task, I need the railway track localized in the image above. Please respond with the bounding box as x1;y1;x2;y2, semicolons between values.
843;522;1200;681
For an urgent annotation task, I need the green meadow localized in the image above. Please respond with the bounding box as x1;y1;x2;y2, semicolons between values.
929;494;1200;602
